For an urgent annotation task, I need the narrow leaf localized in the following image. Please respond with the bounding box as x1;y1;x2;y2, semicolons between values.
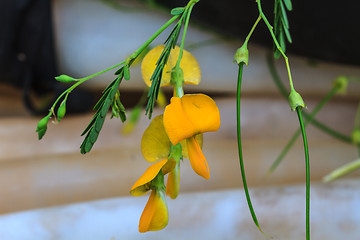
282;0;293;11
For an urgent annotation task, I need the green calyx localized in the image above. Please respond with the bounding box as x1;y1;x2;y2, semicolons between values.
288;90;306;111
234;42;249;66
151;170;166;191
333;75;349;95
168;143;183;163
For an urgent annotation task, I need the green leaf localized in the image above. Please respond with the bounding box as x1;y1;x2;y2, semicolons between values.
282;20;292;43
282;0;292;11
170;7;185;16
124;65;130;80
280;1;289;29
80;74;123;154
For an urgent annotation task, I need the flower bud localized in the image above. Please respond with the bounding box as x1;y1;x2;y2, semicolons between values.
57;100;66;122
351;128;360;145
55;74;76;83
332;75;349;95
36;115;50;140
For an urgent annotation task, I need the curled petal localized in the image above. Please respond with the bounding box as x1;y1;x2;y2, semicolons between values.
181;94;221;134
130;159;168;197
163;97;197;145
139;189;169;233
164;94;220;145
141;45;201;87
186;136;210;179
141;115;172;162
181;134;203;159
166;162;180;199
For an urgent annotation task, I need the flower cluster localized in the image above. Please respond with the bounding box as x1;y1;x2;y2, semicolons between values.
130;45;221;232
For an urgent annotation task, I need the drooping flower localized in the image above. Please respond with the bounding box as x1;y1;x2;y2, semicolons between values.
130;159;174;233
163;94;221;179
141;114;202;198
141;45;201;87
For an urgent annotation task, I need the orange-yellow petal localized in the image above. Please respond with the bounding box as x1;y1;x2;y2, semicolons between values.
141;45;201;87
141;115;172;162
139;190;169;233
163;97;197;145
181;94;221;134
181;134;203;159
186;136;210;179
130;159;168;197
166;162;180;199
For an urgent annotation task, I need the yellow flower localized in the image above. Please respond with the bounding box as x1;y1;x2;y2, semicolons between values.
163;94;220;179
141;115;203;163
141;114;202;198
130;160;172;233
141;45;201;87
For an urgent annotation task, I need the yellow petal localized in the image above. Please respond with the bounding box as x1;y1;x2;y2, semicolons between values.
141;45;201;87
130;159;168;197
141;115;172;162
166;162;180;199
172;46;201;85
181;94;221;134
186;136;210;179
163;97;197;145
181;134;203;159
139;190;169;233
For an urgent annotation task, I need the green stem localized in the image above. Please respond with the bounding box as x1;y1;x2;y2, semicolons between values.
268;87;338;173
244;15;262;46
237;63;264;233
50;14;181;113
323;158;360;182
129;14;180;65
266;53;353;144
175;0;196;71
257;0;294;91
296;107;311;240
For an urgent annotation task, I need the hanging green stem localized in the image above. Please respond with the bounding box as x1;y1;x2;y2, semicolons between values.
268;87;339;173
237;63;266;235
296;107;311;240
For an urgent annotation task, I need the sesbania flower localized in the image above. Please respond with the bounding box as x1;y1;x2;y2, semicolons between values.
141;45;201;87
163;94;221;179
141;114;202;198
130;159;174;232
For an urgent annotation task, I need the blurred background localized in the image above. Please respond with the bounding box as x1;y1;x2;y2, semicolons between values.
0;0;360;239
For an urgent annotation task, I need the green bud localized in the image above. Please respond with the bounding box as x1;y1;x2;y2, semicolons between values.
57;100;66;122
332;75;349;95
288;90;306;111
124;66;130;80
55;74;76;83
351;128;360;145
170;7;185;15
36;115;50;140
234;43;249;66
